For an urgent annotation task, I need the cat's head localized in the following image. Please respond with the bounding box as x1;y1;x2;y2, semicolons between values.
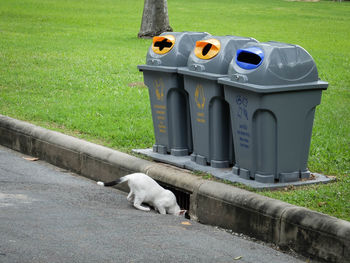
164;190;187;216
168;204;187;216
177;209;187;216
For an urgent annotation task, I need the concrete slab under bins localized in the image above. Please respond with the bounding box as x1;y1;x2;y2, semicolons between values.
133;148;332;189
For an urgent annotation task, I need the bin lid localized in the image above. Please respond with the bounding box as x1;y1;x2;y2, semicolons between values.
178;35;257;79
218;41;328;92
137;31;210;73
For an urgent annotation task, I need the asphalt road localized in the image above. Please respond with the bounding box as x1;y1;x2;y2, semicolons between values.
0;145;308;263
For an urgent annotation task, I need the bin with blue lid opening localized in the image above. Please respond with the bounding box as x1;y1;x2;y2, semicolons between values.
138;32;209;156
178;36;258;168
218;41;328;183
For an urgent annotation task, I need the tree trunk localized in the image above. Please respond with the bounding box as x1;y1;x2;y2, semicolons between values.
138;0;173;39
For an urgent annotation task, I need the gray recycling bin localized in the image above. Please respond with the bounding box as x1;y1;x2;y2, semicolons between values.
178;36;258;168
138;32;209;156
218;41;328;183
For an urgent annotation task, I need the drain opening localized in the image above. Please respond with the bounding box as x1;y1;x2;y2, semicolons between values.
154;38;173;51
157;181;191;219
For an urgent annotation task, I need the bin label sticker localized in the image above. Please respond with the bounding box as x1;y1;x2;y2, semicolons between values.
236;95;250;149
154;104;166;133
195;84;205;109
153;79;166;133
195;85;206;123
196;112;205;123
237;124;250;149
154;79;164;101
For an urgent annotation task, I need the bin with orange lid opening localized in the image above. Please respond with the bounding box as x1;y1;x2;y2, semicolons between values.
178;36;257;168
138;32;209;156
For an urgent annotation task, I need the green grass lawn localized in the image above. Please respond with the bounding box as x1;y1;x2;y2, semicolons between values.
0;0;349;220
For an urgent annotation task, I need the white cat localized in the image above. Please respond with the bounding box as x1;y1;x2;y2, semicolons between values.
97;173;186;216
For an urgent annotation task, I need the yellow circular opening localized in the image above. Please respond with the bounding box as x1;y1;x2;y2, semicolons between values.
194;39;221;60
152;35;175;55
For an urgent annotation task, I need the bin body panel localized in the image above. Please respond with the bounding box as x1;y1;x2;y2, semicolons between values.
210;96;234;167
143;70;192;155
253;109;277;180
167;81;193;156
184;75;234;167
224;86;323;183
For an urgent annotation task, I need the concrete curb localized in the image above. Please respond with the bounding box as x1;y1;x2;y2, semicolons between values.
0;115;349;263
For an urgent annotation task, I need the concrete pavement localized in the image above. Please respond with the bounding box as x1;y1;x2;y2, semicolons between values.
0;146;307;263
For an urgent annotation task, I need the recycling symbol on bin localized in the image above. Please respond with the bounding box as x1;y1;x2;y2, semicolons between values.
236;95;248;120
195;84;205;109
154;79;164;101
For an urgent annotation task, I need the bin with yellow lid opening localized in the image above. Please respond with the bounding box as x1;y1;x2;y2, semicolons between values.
138;32;210;156
178;36;257;168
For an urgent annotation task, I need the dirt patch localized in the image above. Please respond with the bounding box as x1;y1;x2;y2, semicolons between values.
128;82;146;88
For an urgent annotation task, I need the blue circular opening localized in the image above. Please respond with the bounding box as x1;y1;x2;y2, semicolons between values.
235;47;264;70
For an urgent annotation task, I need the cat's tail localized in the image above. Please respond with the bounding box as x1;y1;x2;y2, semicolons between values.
97;176;127;187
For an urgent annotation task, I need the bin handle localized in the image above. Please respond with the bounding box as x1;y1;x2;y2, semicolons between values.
189;64;205;72
236;47;264;70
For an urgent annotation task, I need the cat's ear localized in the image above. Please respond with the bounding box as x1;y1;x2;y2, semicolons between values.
179;210;187;216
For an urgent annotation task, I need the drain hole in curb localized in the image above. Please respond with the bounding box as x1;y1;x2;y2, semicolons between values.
157;181;191;219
